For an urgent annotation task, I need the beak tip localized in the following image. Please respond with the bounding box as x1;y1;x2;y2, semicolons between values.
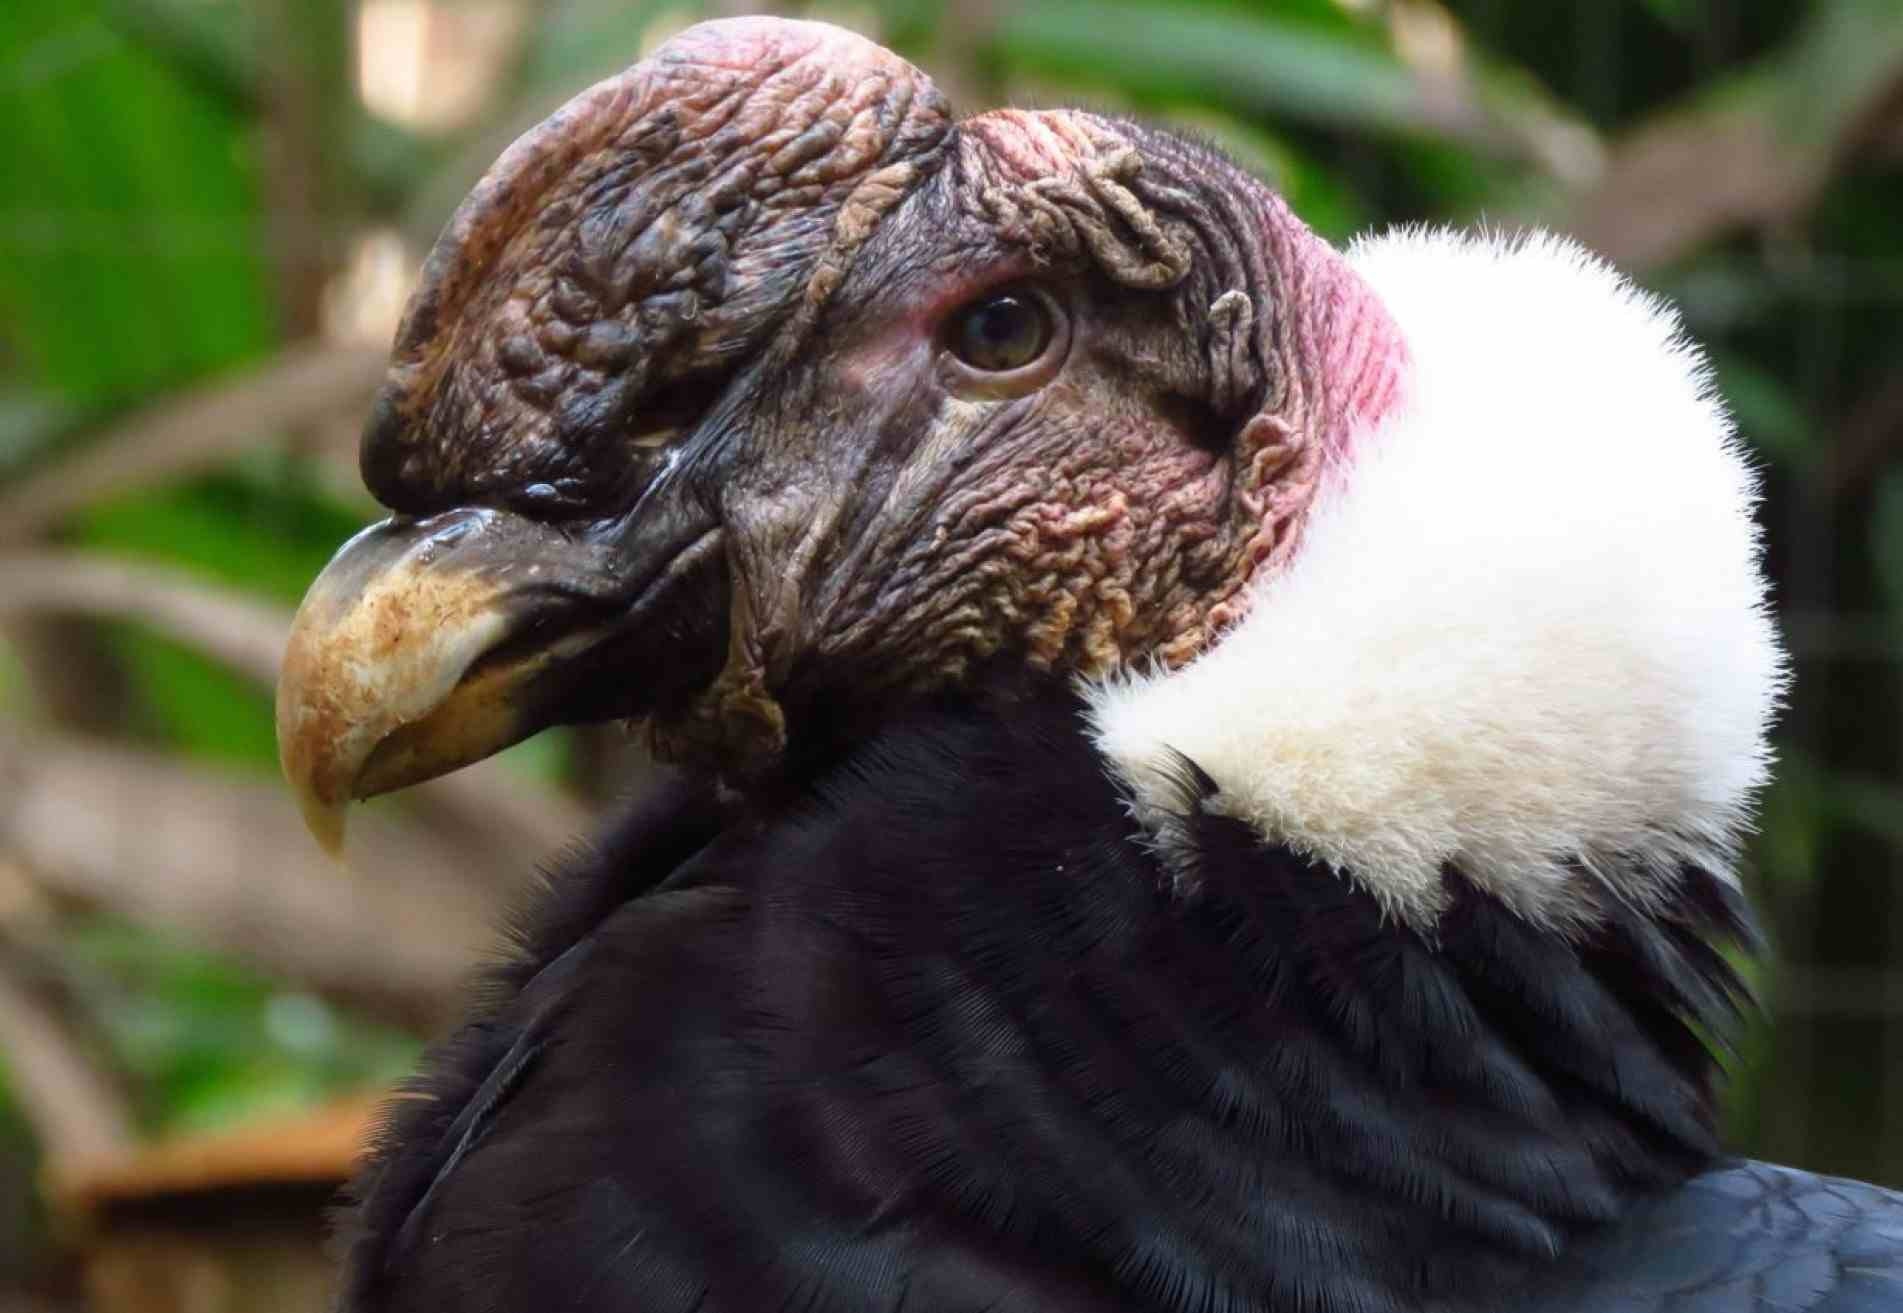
278;710;353;858
297;788;350;859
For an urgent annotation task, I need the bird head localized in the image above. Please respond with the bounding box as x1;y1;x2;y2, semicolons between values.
279;17;1780;939
278;16;1405;846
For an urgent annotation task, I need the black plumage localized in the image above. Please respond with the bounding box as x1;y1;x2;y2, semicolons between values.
1520;1163;1903;1312
336;683;1902;1313
257;17;1903;1310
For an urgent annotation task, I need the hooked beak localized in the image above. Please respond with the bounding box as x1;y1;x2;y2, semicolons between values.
276;510;611;852
275;508;719;852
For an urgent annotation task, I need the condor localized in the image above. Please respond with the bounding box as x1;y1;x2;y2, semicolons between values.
276;17;1903;1313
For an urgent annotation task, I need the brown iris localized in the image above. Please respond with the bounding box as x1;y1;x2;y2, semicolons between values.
949;289;1055;373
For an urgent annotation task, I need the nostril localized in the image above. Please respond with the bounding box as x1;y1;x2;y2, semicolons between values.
507;481;589;518
360;385;449;515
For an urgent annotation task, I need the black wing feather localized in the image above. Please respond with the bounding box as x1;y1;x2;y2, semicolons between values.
1515;1160;1903;1313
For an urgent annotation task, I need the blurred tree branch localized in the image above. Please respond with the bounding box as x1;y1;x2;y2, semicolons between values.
0;344;386;545
1556;0;1903;270
3;620;137;740
1825;367;1903;502
0;552;593;882
0;932;135;1172
257;0;358;339
0;730;511;1029
983;0;1597;174
1559;89;1825;271
0;554;288;683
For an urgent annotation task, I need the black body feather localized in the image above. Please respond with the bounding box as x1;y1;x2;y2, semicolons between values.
337;683;1903;1313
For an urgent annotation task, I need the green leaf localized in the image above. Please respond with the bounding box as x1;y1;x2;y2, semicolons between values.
1777;0;1903;152
68;464;371;769
72;462;369;609
987;0;1423;139
65;916;421;1135
1769;749;1903;880
1756;753;1828;894
0;384;88;479
1871;468;1903;625
105;622;278;768
515;0;699;96
1638;0;1701;34
0;0;276;407
1708;349;1815;475
102;0;260;110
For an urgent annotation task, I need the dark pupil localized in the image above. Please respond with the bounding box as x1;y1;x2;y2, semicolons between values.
956;294;1046;371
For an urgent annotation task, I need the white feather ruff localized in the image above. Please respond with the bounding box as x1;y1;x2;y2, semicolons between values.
1086;229;1786;930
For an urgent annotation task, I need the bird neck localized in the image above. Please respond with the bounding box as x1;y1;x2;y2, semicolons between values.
1266;196;1410;455
724;681;1745;1311
1286;204;1408;449
1093;228;1782;931
1177;192;1411;647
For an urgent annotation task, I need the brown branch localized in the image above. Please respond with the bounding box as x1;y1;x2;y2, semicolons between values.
1552;7;1903;272
0;730;518;1029
0;343;386;544
0;555;288;684
48;1093;377;1217
1824;367;1903;503
0;552;595;873
1555;94;1825;272
2;618;138;739
0;942;135;1172
256;0;358;339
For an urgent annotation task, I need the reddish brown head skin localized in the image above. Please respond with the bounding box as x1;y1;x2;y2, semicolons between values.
276;16;1407;821
668;99;1407;761
361;18;954;516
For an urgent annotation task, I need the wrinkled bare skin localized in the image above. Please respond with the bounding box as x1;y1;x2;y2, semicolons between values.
361;19;952;516
285;15;1410;802
661;109;1406;765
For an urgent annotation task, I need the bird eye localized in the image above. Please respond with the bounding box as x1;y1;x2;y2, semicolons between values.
948;288;1056;374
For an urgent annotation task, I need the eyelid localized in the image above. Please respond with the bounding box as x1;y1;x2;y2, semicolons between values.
914;254;1047;326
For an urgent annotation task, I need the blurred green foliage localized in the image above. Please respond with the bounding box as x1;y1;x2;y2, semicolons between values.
74;465;367;767
63;915;417;1135
0;5;274;393
3;0;1903;1290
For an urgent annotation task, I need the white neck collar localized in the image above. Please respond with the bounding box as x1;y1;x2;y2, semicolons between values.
1087;229;1784;931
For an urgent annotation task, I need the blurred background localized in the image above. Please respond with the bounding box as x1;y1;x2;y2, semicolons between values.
2;0;1902;1307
